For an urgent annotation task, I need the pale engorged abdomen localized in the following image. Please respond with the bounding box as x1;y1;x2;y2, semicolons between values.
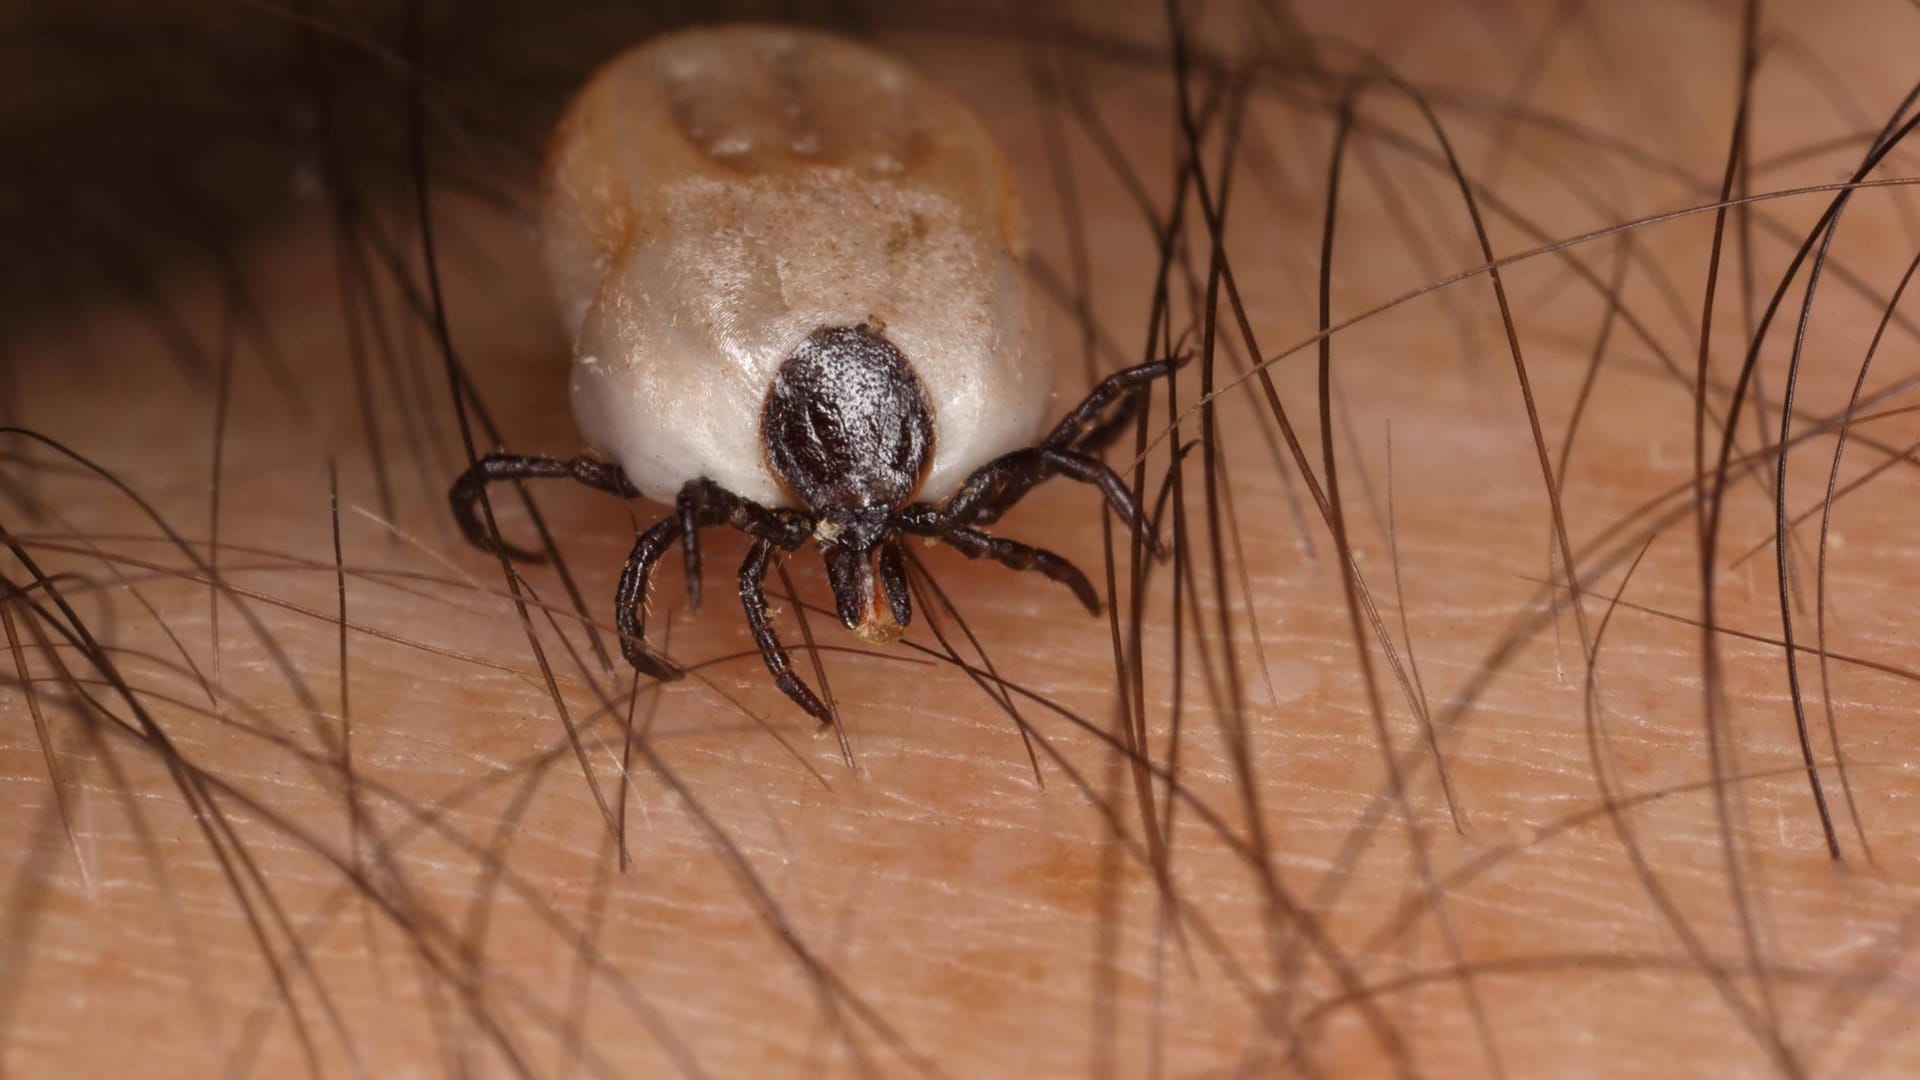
540;24;1052;507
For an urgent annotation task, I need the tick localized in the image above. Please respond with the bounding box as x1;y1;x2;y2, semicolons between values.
451;24;1176;722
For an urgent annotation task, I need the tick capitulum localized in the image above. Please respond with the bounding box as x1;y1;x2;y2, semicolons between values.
447;25;1177;723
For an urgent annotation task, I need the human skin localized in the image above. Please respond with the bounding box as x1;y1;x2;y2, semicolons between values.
4;1;1920;1076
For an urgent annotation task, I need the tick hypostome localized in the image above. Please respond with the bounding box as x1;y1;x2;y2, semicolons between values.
450;24;1178;723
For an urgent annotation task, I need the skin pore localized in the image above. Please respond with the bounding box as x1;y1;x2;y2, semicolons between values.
5;0;1920;1076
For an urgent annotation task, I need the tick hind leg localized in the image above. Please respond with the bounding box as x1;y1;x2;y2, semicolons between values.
1042;357;1185;453
933;358;1182;541
739;538;832;723
449;452;638;560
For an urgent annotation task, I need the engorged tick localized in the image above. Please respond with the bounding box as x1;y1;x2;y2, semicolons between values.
450;24;1177;722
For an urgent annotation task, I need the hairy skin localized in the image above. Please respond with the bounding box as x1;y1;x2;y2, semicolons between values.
5;2;1920;1076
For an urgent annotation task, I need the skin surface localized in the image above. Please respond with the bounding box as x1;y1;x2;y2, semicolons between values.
4;1;1920;1076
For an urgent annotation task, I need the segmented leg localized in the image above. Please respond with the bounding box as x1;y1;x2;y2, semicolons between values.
613;516;686;679
918;448;1164;557
1042;357;1184;451
922;523;1100;613
739;538;831;723
949;358;1185;522
449;452;637;560
614;478;807;677
678;490;701;606
675;477;810;609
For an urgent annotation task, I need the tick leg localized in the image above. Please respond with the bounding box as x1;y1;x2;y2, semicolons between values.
674;477;812;610
449;452;638;560
921;523;1101;614
926;448;1165;557
1042;357;1185;452
1043;451;1163;556
739;538;832;723
949;358;1186;528
614;515;686;680
676;487;704;610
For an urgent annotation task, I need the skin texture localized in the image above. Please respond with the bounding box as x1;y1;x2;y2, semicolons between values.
5;1;1920;1076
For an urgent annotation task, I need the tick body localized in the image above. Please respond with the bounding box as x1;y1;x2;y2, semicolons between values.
452;24;1177;722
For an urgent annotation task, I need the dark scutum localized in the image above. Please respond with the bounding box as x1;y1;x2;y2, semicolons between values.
761;323;934;511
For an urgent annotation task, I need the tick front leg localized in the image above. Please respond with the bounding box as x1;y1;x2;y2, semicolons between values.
449;452;638;560
673;477;812;610
614;515;686;680
923;523;1101;614
933;448;1166;557
739;538;832;724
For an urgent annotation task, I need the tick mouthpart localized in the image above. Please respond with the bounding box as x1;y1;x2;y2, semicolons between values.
852;606;905;645
813;503;892;550
824;541;900;642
